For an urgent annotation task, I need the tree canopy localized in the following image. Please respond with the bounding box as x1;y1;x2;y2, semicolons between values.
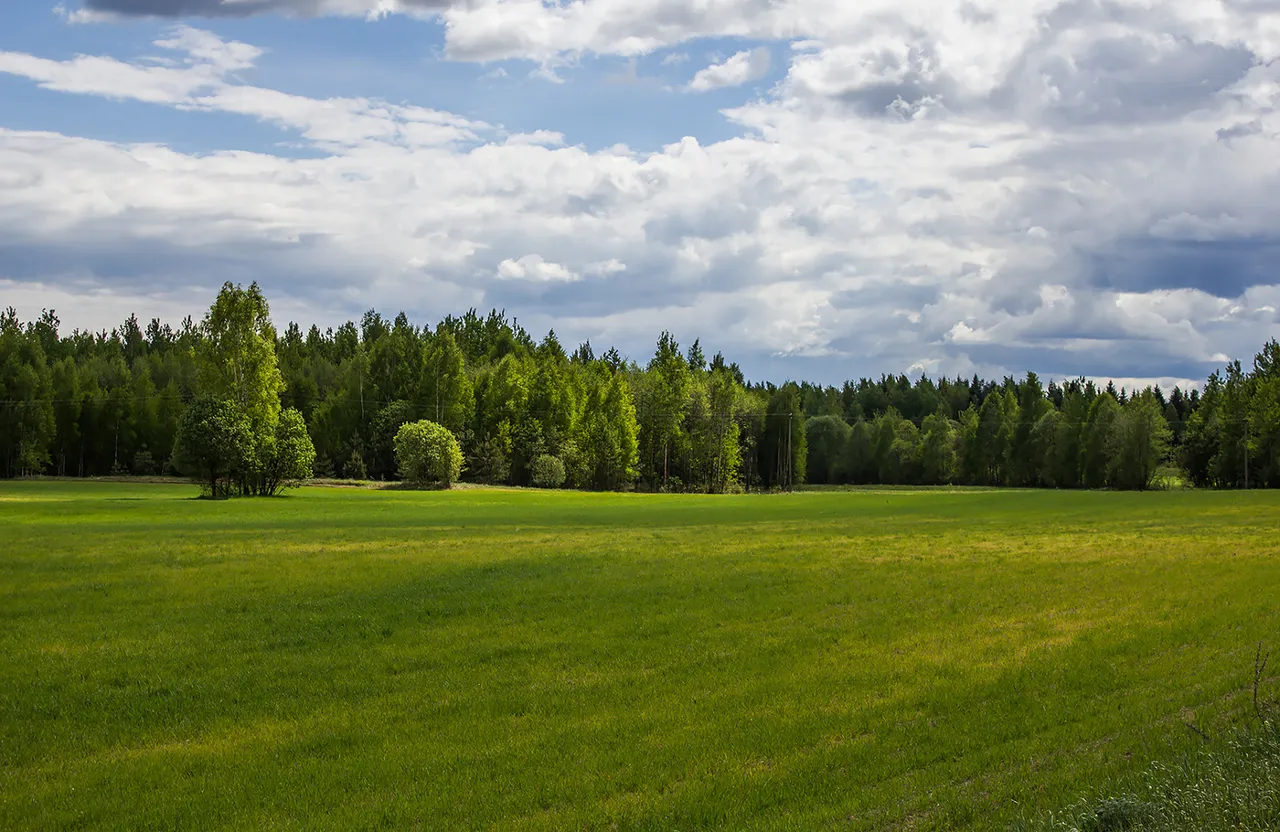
4;287;1279;493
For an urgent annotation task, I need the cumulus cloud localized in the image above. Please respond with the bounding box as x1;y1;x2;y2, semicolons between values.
4;8;1280;382
687;47;772;92
80;0;450;18
496;255;580;283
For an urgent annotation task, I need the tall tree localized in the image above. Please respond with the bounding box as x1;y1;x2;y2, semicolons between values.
639;332;691;489
420;330;475;435
1108;390;1172;490
197;282;285;433
0;309;55;477
1081;393;1122;488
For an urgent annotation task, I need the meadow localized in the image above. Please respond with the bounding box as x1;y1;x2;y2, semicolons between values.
1;482;1277;831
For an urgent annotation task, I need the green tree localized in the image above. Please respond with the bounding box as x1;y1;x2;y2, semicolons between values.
370;400;415;480
806;415;851;484
0;309;55;477
50;356;81;476
872;409;919;485
703;367;743;493
576;366;640;489
1249;363;1280;486
395;420;464;487
259;408;316;495
1050;384;1089;488
1107;390;1172;490
1211;361;1250;487
1081;393;1121;488
919;412;957;485
973;392;1010;485
1007;373;1051;487
842;418;876;484
197;282;285;433
420;330;475;434
1029;409;1061;487
171;397;252;498
759;384;806;489
640;332;691;488
1182;374;1222;487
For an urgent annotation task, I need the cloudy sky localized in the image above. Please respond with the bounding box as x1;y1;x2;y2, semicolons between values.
2;1;1279;386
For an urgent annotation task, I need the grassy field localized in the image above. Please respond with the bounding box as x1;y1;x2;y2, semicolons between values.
1;482;1277;831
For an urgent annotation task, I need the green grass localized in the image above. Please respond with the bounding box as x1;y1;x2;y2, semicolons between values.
1020;716;1280;831
1;482;1278;831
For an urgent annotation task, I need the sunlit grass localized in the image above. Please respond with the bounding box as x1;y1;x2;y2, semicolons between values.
1;481;1277;830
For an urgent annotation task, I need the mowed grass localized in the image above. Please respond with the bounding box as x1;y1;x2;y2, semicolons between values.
1;483;1277;831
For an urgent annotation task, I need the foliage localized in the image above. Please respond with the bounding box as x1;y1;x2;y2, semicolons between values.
530;454;567;489
805;415;850;485
259;408;316;494
0;308;55;477
5;284;1280;493
171;396;252;498
197;282;284;433
394;420;463;486
1108;391;1173;491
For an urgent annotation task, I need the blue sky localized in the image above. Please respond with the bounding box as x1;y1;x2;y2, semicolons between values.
2;0;1279;387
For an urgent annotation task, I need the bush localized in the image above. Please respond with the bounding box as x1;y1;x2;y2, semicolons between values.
531;454;566;489
395;420;464;486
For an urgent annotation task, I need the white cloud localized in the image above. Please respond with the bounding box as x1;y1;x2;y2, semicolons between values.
3;13;1280;381
0;29;488;150
688;47;771;92
54;4;118;24
496;255;581;283
587;259;627;276
504;130;566;147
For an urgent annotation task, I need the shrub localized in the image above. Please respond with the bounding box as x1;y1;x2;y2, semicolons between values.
395;420;464;486
531;454;566;489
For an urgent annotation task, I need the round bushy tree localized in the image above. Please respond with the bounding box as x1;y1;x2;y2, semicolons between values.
171;396;252;498
260;407;316;495
394;420;464;486
531;454;566;489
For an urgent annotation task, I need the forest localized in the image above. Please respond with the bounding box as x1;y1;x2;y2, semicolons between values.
2;282;1278;492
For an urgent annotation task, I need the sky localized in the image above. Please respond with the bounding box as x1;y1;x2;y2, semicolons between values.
2;1;1279;388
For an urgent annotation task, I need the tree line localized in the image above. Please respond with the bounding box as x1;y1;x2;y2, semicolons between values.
2;283;1278;492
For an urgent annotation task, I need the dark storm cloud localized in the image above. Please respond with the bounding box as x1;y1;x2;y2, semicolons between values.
1217;120;1264;143
1089;238;1280;298
958;341;1219;383
1033;38;1255;126
0;234;349;304
84;0;448;17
